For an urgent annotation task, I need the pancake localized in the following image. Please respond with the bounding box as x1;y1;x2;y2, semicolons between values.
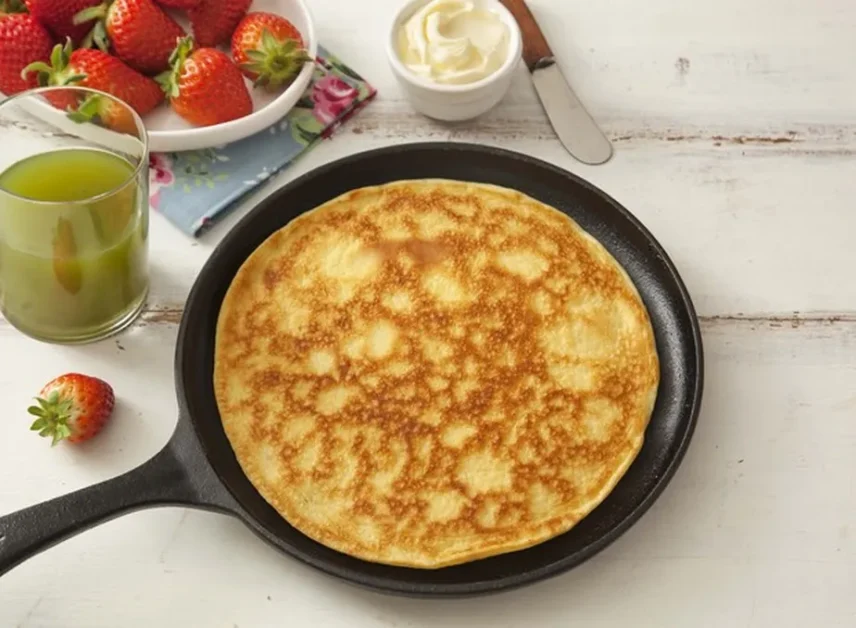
213;179;660;568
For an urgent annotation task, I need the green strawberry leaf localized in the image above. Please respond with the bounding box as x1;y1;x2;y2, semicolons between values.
52;424;72;446
261;28;278;52
244;50;267;62
73;3;107;25
37;395;54;411
0;0;27;14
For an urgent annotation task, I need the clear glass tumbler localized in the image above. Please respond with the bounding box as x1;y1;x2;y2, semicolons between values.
0;86;149;343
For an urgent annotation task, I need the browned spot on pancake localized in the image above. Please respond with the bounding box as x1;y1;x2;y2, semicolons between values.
374;238;451;265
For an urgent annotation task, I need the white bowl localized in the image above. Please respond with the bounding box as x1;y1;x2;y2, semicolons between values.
148;0;316;151
10;0;316;152
386;0;522;122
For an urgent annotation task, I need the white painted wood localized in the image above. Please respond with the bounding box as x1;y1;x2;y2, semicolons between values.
1;0;855;625
35;110;852;319
1;321;854;627
133;126;856;317
319;0;856;123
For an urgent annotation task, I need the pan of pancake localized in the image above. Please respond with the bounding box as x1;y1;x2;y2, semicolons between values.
0;144;703;595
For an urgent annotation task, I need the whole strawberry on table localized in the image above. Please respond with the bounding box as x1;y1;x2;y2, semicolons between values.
28;373;115;445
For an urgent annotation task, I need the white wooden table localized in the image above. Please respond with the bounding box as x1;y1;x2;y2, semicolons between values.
2;0;855;625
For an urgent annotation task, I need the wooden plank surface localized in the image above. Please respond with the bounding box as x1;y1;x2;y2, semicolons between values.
1;0;855;625
1;320;854;627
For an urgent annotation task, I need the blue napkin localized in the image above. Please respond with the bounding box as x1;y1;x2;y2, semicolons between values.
148;46;377;237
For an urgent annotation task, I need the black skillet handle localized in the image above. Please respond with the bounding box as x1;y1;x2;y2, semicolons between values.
0;417;240;577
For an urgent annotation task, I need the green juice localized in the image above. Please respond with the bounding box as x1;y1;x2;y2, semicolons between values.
0;148;148;342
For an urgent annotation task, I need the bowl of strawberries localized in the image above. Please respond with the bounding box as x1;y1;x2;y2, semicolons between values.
0;0;316;151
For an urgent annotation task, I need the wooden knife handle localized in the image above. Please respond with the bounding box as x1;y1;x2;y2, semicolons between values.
500;0;554;71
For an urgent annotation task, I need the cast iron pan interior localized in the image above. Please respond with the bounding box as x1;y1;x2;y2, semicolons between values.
177;142;703;596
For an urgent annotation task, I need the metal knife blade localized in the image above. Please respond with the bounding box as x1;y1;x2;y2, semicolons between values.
501;0;613;165
530;62;613;165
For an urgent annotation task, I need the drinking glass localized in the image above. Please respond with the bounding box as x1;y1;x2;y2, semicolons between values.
0;86;149;343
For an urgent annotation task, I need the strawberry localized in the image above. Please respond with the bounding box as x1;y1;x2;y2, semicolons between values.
230;12;311;90
188;0;250;48
66;89;144;133
29;373;115;445
24;40;163;122
74;0;185;74
0;3;53;95
158;36;252;127
152;0;198;9
24;0;101;44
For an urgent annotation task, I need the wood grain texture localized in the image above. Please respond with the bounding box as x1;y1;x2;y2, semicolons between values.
1;0;855;625
2;112;844;318
339;97;856;152
500;0;554;70
1;321;854;627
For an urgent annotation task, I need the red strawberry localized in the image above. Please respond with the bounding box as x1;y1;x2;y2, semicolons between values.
28;373;115;445
158;36;252;127
188;0;249;48
74;0;185;74
24;40;163;121
24;0;101;44
230;11;310;90
66;89;146;133
153;0;198;9
0;5;53;95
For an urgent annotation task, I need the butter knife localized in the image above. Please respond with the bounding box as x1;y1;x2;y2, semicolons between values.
500;0;613;165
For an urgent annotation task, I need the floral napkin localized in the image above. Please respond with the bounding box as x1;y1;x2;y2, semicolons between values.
148;46;376;237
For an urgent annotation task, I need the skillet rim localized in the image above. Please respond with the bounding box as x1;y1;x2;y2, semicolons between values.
175;141;704;596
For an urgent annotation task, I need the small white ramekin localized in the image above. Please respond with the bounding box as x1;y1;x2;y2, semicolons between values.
386;0;523;122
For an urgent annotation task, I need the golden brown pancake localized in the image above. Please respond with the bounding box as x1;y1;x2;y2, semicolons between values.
214;180;659;568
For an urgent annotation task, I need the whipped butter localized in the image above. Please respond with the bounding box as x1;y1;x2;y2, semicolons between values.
397;0;510;85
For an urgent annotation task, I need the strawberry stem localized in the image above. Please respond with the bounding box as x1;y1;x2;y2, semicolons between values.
240;29;312;89
21;40;87;87
20;62;52;81
28;391;75;446
73;3;106;25
66;93;103;124
74;3;109;51
0;0;26;15
156;36;194;100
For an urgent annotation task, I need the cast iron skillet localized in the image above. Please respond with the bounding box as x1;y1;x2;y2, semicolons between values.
0;143;703;596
